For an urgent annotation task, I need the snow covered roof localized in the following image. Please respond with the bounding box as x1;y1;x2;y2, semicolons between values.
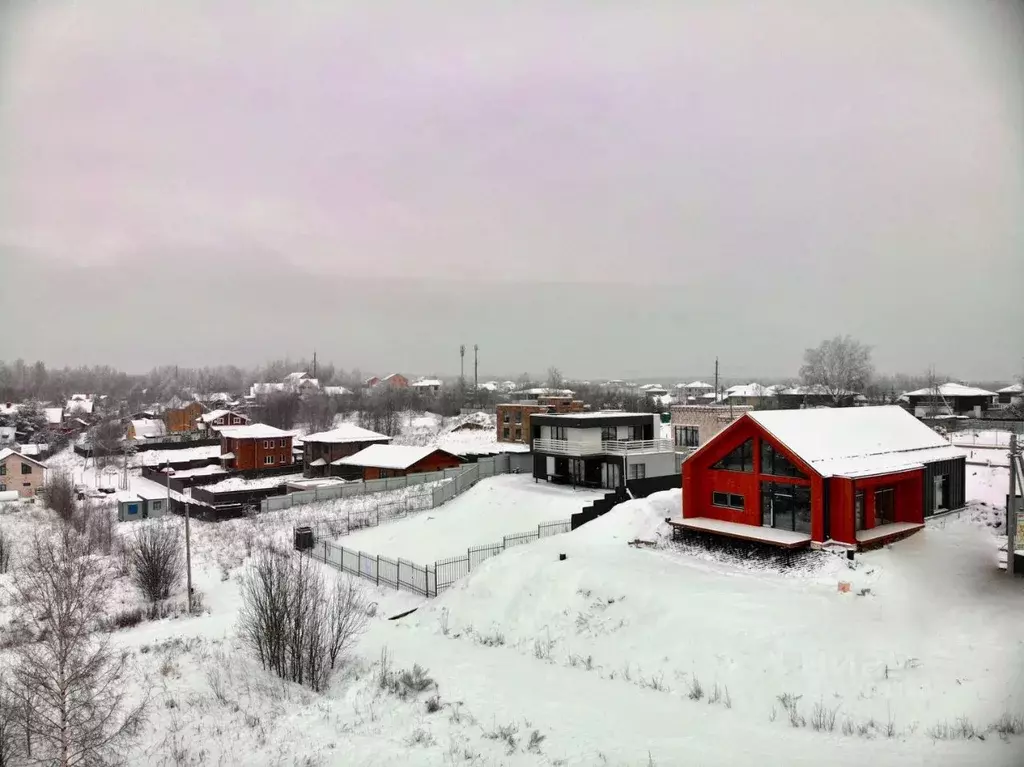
997;383;1023;394
322;386;352;396
411;379;443;388
903;382;997;398
679;381;713;390
198;409;246;424
309;458;327;467
284;371;309;382
302;424;391;444
44;407;63;425
130;419;167;439
746;406;966;478
725;383;772;398
219;452;235;460
217;423;293;439
0;448;48;468
0;403;19;416
65;398;94;414
334;444;458;470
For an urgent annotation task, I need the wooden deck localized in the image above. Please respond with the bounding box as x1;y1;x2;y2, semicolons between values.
855;522;924;550
669;517;812;550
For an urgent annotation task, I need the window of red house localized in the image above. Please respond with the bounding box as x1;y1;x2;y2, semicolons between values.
711;439;754;472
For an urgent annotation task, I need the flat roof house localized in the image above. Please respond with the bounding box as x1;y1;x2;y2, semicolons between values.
678;406;966;550
531;411;674;489
0;448;47;498
218;423;295;472
301;424;392;479
334;444;462;480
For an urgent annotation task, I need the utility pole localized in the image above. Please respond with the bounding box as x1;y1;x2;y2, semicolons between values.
714;357;719;403
1009;434;1020;577
474;344;479;399
460;345;465;382
184;500;193;612
312;350;318;380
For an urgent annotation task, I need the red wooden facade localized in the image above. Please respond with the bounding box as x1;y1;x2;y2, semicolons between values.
359;449;462;480
682;415;926;546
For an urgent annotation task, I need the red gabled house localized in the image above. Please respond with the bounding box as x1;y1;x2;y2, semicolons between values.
679;406;966;550
334;444;461;480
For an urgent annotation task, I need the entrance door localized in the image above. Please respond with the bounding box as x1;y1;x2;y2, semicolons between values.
603;462;621;489
854;492;865;531
933;475;948;512
874;488;895;526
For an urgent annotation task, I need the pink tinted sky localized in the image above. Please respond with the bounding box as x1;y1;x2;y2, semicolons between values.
0;0;1021;376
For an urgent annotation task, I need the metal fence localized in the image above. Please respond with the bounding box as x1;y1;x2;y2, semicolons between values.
303;518;571;598
262;453;517;513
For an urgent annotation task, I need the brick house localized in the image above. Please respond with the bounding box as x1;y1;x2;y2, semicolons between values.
497;396;586;445
164;401;204;433
334;444;462;480
218;424;295;471
670;404;751;452
0;448;47;498
301;424;392;479
678;406;966;550
381;373;409;388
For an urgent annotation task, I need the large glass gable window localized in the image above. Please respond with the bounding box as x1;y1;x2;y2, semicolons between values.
760;441;807;479
711;439;754;473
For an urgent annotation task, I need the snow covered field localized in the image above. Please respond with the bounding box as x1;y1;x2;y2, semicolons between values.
336;474;605;563
3;451;1023;765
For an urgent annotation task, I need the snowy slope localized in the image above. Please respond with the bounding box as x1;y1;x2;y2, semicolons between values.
3;460;1022;765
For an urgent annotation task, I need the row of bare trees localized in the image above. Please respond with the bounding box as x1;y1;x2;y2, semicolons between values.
238;551;369;692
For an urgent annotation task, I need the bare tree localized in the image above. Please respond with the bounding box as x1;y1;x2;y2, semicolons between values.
89;420;125;464
300;393;336;434
546;367;564;390
238;551;368;692
0;681;23;767
10;530;146;765
127;522;183;604
260;391;301;430
0;529;13;574
41;472;77;523
799;335;873;406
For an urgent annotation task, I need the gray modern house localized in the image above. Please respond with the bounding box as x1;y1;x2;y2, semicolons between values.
531;411;675;489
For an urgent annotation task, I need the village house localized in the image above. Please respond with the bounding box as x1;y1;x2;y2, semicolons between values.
677;406;966;551
902;382;997;417
218;423;295;471
496;396;586;445
334;444;461;480
0;448;47;498
127;418;167;441
301;424;392;478
996;383;1023;406
410;378;443;394
0;426;14;446
531;411;675;489
675;381;715;403
196;409;249;433
670;404;752;452
163;399;204;433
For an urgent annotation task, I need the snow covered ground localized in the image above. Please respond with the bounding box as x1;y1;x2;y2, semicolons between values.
200;472;305;492
384;410;531;455
336;474;604;563
3;452;1023;765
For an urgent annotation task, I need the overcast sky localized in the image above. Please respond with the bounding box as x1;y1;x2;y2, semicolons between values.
1;0;1021;381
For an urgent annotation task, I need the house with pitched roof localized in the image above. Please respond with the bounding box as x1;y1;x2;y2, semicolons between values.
334;444;461;480
677;406;966;550
0;448;47;498
301;424;392;478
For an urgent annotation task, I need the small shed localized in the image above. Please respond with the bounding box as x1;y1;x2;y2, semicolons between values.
116;487;170;522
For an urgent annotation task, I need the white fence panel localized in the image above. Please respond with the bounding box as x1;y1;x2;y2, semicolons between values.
385;477;407;492
364;479;387;493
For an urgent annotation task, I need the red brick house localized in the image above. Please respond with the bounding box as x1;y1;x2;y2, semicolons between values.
678;406;966;550
335;444;461;480
218;423;294;471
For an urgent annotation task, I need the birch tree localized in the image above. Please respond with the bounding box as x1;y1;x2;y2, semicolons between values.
9;530;146;765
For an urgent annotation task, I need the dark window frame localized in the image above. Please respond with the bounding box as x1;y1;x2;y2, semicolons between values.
760;440;807;479
21;462;32;475
711;439;754;473
674;425;699;448
712;491;744;509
